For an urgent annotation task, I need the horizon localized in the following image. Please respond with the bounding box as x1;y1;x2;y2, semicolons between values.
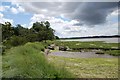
0;1;119;38
60;34;120;38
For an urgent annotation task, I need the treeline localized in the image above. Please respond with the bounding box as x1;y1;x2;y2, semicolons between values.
1;21;59;49
61;35;120;39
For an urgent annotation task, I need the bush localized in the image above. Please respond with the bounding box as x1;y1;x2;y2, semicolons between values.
3;36;27;49
105;50;120;56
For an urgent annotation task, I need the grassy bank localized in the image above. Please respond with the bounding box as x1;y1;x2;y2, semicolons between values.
2;42;73;78
48;55;118;78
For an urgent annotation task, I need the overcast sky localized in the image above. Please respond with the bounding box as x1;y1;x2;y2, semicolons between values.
0;1;119;38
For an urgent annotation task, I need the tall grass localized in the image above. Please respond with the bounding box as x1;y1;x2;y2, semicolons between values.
53;41;119;49
2;42;73;78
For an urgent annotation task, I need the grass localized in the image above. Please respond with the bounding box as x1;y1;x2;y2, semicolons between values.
53;41;119;49
104;50;120;56
2;42;73;78
48;55;118;78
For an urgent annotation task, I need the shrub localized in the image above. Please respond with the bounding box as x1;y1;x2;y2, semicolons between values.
3;36;27;49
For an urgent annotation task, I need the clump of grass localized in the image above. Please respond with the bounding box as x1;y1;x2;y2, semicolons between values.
2;42;73;78
104;50;120;56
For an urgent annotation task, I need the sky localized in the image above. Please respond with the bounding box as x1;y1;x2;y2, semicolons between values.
0;1;119;38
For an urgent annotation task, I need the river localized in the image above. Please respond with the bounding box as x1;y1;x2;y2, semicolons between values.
50;51;118;58
60;38;119;43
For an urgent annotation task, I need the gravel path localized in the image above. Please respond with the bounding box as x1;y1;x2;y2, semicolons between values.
49;51;117;58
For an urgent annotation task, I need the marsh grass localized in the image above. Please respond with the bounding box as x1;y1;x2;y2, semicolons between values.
54;41;118;49
2;42;73;78
104;50;120;56
48;55;118;78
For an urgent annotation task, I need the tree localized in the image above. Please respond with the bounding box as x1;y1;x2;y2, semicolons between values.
31;21;55;42
14;24;29;37
2;22;14;41
55;36;59;39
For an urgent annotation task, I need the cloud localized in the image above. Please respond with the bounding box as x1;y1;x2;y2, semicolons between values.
11;7;18;14
10;5;25;14
0;13;3;18
72;2;118;25
0;6;10;12
0;12;13;24
61;21;118;38
110;9;119;16
20;2;118;26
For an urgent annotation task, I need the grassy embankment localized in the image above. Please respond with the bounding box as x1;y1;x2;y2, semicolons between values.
51;41;120;56
2;42;73;78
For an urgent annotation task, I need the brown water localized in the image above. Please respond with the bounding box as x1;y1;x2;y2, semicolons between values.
50;51;118;58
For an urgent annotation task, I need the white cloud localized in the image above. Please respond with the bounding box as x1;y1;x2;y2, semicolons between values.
10;3;25;14
11;7;18;14
110;9;119;16
0;13;4;18
0;2;25;14
61;22;118;38
10;6;25;14
18;6;25;12
0;6;10;12
0;12;13;24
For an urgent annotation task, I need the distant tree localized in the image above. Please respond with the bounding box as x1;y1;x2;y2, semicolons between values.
55;36;59;39
2;22;14;41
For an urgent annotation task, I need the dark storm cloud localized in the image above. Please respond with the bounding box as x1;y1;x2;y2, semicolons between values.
73;2;118;25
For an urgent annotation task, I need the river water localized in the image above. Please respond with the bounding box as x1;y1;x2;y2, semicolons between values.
50;51;118;58
60;38;119;43
53;38;119;58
